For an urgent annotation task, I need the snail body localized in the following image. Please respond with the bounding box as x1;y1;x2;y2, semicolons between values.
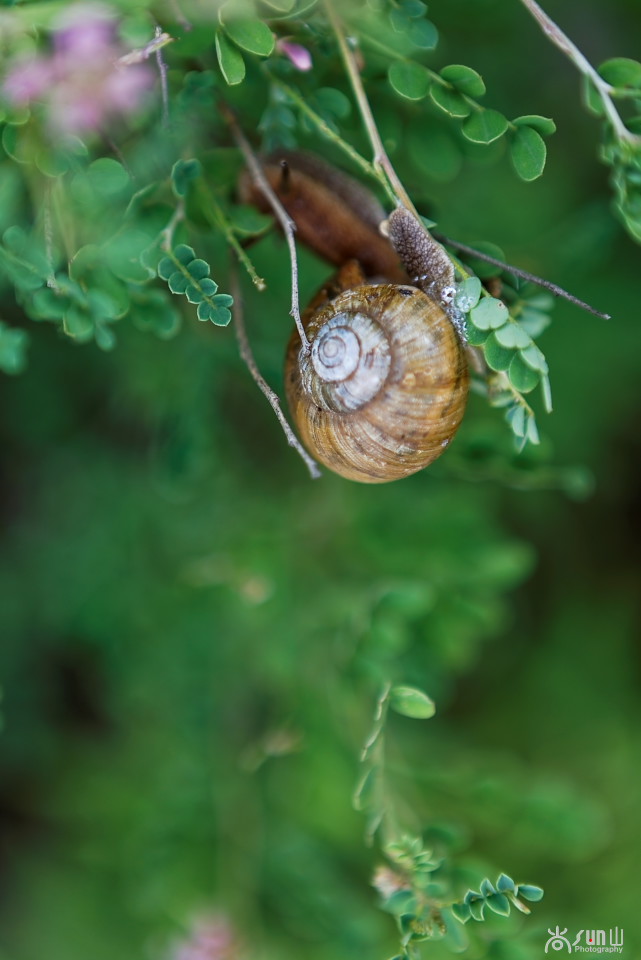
240;152;469;482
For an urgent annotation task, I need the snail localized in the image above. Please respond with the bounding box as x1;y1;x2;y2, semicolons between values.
239;152;469;483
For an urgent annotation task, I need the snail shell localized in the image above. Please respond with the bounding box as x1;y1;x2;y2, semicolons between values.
285;277;469;483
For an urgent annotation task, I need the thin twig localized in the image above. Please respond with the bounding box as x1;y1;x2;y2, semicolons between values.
220;102;310;351
435;233;611;319
518;0;641;146
154;26;170;128
230;264;321;480
116;30;174;66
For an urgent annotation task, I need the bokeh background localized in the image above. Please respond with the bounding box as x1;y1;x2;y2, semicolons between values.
0;1;640;958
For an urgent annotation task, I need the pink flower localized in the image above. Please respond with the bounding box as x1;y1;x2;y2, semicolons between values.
1;2;154;135
277;39;313;72
3;57;54;104
170;914;239;960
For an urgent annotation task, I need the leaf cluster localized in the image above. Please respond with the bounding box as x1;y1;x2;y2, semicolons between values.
452;873;544;924
157;245;233;326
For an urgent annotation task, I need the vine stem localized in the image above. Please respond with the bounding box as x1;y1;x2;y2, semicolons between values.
220;102;310;351
230;264;321;480
196;181;266;291
518;0;641;146
324;0;416;214
160;199;185;252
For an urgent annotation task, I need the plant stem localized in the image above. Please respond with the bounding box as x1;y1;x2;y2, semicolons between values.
269;74;392;198
197;181;266;291
324;0;416;213
519;0;641;146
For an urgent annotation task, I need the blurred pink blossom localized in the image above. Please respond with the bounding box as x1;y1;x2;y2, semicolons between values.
170;914;240;960
277;39;313;72
1;2;154;135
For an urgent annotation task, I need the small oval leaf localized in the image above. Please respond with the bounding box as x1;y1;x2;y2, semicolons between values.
223;18;274;57
598;57;641;88
440;64;486;98
510;126;547;181
390;685;436;719
462;109;508;144
215;29;246;85
388;61;430;101
513;114;556;136
430;84;470;117
508;352;540;392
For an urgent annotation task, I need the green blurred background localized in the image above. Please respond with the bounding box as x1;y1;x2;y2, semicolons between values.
0;1;640;958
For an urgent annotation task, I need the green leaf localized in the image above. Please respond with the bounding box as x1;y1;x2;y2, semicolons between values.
484;333;515;372
388;61;430;101
86;158;130;196
199;278;219;297
520;343;548;373
510;126;547;181
223;18;274;57
513;114;557;136
494;323;532;349
171;159;202;197
430;84;470;117
506;404;526;438
168;271;189;294
526;414;540;445
451;901;472;924
464;323;489;347
390;685;436;719
517;884;544;902
541;374;553;413
468;899;485;921
215;29;246;85
399;0;427;16
469;297;509;330
408;18;438;49
462;109;508;144
186;258;210;281
315;87;351;118
519;308;551;338
480;878;496;897
63;305;93;342
460;240;505;278
496;873;516;893
173;244;196;265
213;294;234;308
158;257;175;281
185;284;204;304
508;353;540;392
454;276;482;312
384;890;419;916
440;64;486;98
598;57;641;88
583;77;605;116
0;321;28;375
485;893;511;916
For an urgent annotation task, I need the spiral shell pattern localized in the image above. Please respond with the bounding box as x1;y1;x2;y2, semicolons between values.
285;284;469;483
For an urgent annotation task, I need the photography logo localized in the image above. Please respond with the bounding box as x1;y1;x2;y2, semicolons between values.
544;926;624;954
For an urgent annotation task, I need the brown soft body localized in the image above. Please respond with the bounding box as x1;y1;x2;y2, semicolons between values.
238;151;406;282
285;279;469;483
